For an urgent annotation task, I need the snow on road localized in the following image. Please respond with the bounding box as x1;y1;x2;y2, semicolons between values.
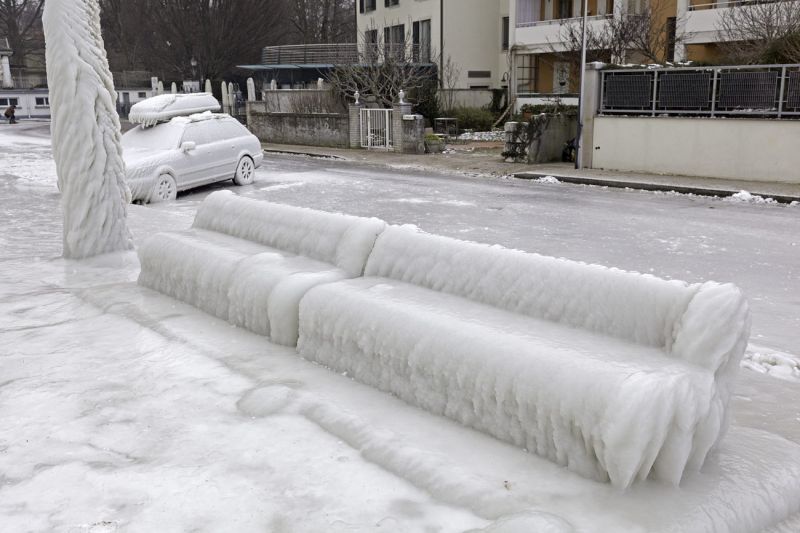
2;122;800;532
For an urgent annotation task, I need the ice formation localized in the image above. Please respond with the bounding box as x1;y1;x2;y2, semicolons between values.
296;225;751;488
43;0;133;259
137;191;385;345
128;93;220;127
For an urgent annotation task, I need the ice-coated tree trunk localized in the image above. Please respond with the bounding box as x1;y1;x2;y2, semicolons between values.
43;0;133;259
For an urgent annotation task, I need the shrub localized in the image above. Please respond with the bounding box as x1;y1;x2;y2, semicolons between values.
446;106;496;132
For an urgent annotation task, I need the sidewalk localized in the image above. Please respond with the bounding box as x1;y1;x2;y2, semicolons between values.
262;142;800;203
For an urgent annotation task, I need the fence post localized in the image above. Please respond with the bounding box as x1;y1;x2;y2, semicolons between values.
651;71;658;117
710;69;718;118
348;103;362;148
393;99;412;152
777;66;786;118
580;63;603;169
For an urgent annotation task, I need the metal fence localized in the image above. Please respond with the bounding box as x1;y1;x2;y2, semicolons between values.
262;43;429;65
360;108;393;149
600;64;800;118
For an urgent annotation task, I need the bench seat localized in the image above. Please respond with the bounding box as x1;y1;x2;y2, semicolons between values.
298;277;720;488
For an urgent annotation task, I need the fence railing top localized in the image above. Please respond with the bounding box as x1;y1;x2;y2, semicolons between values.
602;63;800;74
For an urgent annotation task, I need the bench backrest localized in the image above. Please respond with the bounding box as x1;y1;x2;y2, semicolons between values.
365;225;701;351
193;191;385;277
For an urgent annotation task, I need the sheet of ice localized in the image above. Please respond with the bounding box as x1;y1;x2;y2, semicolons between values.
127;93;220;127
42;0;133;259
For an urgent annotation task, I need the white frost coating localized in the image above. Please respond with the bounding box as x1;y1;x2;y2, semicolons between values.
128;93;220;127
193;191;386;277
43;0;133;259
364;225;698;349
138;192;385;345
297;225;750;488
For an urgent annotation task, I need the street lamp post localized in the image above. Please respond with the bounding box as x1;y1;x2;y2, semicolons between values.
190;57;198;92
575;0;589;170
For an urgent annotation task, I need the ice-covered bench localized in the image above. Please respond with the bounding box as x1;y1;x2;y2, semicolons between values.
296;225;751;489
137;191;385;346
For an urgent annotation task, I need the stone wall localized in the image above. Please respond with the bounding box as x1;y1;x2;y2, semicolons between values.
247;103;349;148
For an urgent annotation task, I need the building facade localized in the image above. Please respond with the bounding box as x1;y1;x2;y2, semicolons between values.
356;0;511;90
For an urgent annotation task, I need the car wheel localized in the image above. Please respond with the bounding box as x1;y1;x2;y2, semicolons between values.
150;173;177;203
233;156;255;186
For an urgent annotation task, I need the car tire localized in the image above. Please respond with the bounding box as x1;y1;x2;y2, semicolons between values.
233;156;255;186
150;173;177;203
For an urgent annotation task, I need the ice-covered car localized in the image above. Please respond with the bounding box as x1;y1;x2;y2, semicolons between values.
122;111;263;203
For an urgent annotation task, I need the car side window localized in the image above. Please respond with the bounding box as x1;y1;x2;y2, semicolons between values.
182;125;207;146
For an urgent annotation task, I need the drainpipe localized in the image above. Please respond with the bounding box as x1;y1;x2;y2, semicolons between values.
440;0;444;89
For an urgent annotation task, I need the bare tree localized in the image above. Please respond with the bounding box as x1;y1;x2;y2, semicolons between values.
288;0;355;44
717;0;800;64
98;0;288;80
438;54;461;112
326;27;437;108
0;0;45;68
553;0;688;66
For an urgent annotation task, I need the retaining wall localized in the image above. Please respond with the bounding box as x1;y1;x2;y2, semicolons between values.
591;116;800;184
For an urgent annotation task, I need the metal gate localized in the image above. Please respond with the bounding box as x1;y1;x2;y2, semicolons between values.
360;108;393;149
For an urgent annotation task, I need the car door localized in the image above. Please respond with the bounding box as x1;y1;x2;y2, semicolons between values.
196;119;241;181
179;123;218;187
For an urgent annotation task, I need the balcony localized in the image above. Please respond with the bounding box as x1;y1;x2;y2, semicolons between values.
685;0;800;44
514;15;614;52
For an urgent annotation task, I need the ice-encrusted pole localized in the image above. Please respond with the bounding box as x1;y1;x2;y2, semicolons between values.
43;0;133;259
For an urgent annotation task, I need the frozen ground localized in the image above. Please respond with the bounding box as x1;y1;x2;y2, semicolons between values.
2;121;800;532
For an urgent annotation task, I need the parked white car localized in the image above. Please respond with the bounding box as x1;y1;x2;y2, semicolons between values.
122;112;263;203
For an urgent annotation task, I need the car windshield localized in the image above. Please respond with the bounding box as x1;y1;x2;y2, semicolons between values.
121;123;184;151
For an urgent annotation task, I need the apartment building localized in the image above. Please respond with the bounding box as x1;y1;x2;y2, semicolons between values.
356;0;510;90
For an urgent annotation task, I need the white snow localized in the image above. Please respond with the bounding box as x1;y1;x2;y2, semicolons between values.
742;345;800;383
137;191;385;345
536;175;561;184
128;93;220;127
725;190;778;204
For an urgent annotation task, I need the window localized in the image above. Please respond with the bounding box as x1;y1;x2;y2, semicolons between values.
385;0;399;5
365;29;379;61
182;125;210;146
516;55;536;94
502;17;510;50
412;19;431;63
359;0;376;13
666;17;677;61
138;92;147;98
0;98;19;107
35;97;50;107
384;24;405;60
557;0;573;19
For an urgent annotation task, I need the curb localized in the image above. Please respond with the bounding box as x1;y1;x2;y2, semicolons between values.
514;172;800;204
263;148;346;160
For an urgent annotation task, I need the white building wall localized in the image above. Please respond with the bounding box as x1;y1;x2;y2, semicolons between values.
356;0;507;90
592;116;800;184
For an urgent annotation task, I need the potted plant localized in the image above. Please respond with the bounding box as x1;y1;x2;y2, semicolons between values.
424;133;444;153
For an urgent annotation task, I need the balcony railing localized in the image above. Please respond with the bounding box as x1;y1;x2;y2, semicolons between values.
599;64;800;118
516;13;613;27
688;0;797;10
261;43;432;65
